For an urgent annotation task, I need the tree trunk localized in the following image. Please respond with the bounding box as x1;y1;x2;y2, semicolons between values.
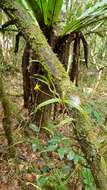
22;30;56;127
0;49;16;158
1;1;107;189
22;42;31;108
54;32;76;70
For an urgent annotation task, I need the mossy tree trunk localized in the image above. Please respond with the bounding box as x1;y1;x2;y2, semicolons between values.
22;42;53;127
22;29;56;127
0;77;16;157
1;1;107;189
22;28;76;127
0;49;16;158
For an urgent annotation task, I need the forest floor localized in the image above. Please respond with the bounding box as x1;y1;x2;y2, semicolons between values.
0;68;107;190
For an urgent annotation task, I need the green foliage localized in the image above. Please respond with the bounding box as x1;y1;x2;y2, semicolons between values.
36;167;69;190
34;98;60;113
36;0;48;25
84;100;106;126
82;167;97;190
28;128;97;190
47;0;63;26
29;123;40;133
34;96;88;123
18;0;107;37
62;1;107;35
18;0;63;26
43;117;74;135
28;0;48;25
17;114;26;128
31;138;43;152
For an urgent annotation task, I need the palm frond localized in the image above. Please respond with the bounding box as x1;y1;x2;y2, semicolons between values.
38;0;48;25
28;0;47;25
18;0;48;25
61;2;107;35
47;0;63;26
18;0;63;26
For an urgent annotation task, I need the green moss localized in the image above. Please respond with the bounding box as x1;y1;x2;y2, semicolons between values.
0;47;15;158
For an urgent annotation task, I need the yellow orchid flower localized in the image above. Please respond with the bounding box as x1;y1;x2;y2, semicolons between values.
34;83;41;91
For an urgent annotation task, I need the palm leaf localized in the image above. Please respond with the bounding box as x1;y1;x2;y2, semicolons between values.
18;0;63;26
18;0;48;25
61;2;107;35
47;0;63;26
28;0;46;25
35;0;48;25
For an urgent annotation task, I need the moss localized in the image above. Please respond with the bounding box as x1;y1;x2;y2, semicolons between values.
0;76;16;158
0;47;15;158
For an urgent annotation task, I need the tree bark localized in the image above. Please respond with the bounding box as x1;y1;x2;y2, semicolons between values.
0;77;16;158
54;32;76;70
0;1;107;189
22;36;55;127
0;49;16;158
22;42;31;108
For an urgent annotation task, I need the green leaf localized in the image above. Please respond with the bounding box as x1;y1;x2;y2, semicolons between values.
56;117;74;128
64;97;88;120
29;123;40;132
25;0;45;25
67;151;83;163
62;138;71;146
34;98;60;113
20;0;63;26
48;134;63;145
92;111;101;123
43;122;55;135
73;154;82;164
37;176;48;187
67;151;75;161
82;167;97;189
57;147;66;160
47;144;58;151
47;0;63;26
34;0;48;25
61;2;107;35
61;165;71;176
31;138;41;152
